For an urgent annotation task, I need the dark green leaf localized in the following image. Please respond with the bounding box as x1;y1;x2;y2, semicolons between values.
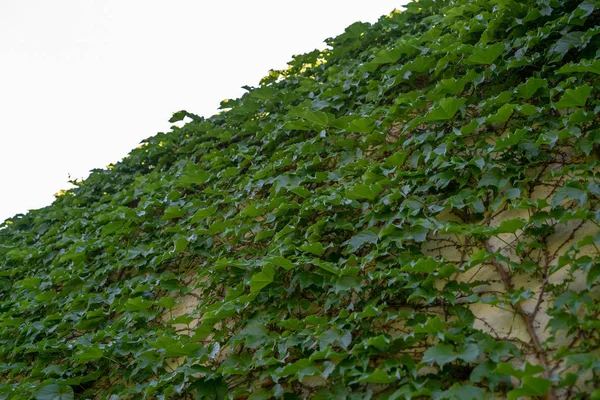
34;384;74;400
554;85;592;109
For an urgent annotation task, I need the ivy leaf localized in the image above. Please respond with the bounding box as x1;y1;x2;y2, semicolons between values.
162;206;186;220
300;242;326;256
403;257;439;274
414;316;447;337
34;384;74;400
345;183;383;201
191;377;228;400
290;109;333;127
311;258;341;276
456;343;480;363
125;297;152;312
478;167;508;188
586;264;600;290
515;78;548;99
486;104;516;123
422;343;457;368
507;376;553;400
435;78;466;95
191;205;218;223
504;187;521;200
240;203;266;218
347;117;376;133
176;169;211;187
425;97;466;121
359;368;395;383
557;59;600;74
371;48;404;64
551;184;588;207
74;346;103;361
345;230;378;253
169;110;188;123
495;219;526;234
101;220;124;235
549;31;585;61
445;384;488;400
494;362;545;380
266;256;295;271
554;85;592;109
466;43;504;65
384;151;408;167
249;265;275;294
334;275;361;293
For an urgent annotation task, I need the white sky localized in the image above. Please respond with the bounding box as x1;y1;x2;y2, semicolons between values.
0;1;405;222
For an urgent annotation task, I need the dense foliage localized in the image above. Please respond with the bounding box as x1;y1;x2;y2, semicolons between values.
2;0;600;398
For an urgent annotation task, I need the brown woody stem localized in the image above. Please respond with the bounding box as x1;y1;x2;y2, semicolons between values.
484;241;556;400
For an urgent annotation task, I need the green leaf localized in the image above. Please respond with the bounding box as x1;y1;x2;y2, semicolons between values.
74;346;103;361
101;220;124;235
290;109;333;127
515;78;548;99
495;218;526;234
478;167;507;189
504;188;521;200
157;296;177;309
347;117;376;133
493;128;527;152
371;48;404;64
15;277;42;290
162;206;186;220
403;257;439;274
249;264;275;294
176;170;211;186
435;78;466;95
169;110;188;123
359;368;395;383
486;104;516;123
311;258;341;275
554;85;592;109
125;296;152;312
334;275;361;293
456;343;480;363
345;183;383;201
192;377;228;400
414;316;447;336
34;384;74;400
240;204;265;218
550;31;585;61
508;376;553;400
587;264;600;290
551;184;588;207
425;97;466;121
494;362;545;380
300;242;326;256
191;205;218;223
466;43;504;65
173;236;189;253
346;230;378;253
557;59;600;74
266;256;295;271
422;343;457;368
446;384;487;400
384;151;408;168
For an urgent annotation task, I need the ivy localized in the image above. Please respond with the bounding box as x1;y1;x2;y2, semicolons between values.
1;0;600;398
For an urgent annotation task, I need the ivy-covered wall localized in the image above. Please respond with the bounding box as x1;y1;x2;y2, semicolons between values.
1;0;599;399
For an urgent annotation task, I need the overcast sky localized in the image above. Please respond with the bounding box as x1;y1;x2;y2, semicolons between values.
0;1;405;222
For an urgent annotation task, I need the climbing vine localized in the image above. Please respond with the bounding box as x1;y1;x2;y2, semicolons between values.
1;0;599;399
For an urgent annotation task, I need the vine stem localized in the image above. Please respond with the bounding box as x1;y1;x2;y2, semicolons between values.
484;241;556;400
